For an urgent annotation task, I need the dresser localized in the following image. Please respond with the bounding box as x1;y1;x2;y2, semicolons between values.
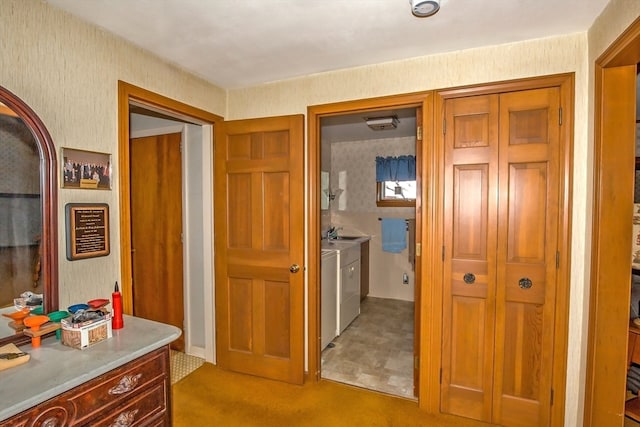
0;315;180;426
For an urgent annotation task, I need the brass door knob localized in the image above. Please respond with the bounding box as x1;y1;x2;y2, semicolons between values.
289;264;300;273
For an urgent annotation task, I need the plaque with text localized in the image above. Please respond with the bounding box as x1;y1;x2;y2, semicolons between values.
65;203;110;260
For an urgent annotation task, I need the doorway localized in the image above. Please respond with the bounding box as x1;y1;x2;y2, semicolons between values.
318;107;418;398
117;81;221;362
584;18;640;427
308;92;431;401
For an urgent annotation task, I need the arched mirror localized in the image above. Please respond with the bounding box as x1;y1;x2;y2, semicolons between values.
0;85;58;346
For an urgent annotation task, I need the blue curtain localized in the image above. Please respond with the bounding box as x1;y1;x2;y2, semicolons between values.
375;155;416;182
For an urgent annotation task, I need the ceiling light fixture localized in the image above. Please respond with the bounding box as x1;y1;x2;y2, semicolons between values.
410;0;440;17
365;116;399;131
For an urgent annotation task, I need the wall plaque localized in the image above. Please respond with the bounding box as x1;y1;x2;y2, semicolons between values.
65;203;110;260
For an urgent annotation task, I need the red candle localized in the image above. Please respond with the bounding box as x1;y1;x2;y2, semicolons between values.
112;281;124;329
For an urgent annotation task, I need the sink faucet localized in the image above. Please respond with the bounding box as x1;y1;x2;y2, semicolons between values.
327;226;342;240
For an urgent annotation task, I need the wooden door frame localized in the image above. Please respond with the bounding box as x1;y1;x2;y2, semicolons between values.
307;91;433;397
584;17;640;426
117;81;223;317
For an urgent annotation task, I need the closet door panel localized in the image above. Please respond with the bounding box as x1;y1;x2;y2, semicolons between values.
441;95;499;422
493;87;560;427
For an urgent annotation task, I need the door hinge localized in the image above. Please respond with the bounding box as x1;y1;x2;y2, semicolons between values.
559;107;563;126
439;368;443;384
550;388;554;405
414;355;419;369
416;243;421;257
417;125;423;141
443;118;446;134
556;251;559;269
442;246;445;261
181;233;184;243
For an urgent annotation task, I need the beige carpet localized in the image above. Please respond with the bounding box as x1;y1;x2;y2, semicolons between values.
170;350;204;384
172;363;491;427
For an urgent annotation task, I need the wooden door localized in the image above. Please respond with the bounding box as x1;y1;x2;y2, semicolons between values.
130;133;185;351
492;87;560;426
441;94;499;421
214;115;305;384
441;87;561;426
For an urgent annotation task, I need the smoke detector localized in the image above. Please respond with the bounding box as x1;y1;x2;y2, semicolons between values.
410;0;440;17
365;116;399;131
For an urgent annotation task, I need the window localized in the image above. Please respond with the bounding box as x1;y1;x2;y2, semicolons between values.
375;155;416;207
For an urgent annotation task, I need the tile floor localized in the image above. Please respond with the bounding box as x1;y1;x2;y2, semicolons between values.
170;350;205;384
321;296;415;399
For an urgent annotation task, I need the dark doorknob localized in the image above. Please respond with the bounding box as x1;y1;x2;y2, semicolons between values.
519;277;533;289
463;273;476;284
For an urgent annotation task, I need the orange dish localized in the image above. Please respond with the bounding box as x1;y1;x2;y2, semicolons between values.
2;308;31;325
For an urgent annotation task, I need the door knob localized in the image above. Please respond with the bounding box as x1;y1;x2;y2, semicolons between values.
463;273;475;284
289;264;300;273
519;277;533;289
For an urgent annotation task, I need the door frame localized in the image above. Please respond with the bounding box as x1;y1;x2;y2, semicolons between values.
117;81;223;360
584;18;640;426
307;91;432;399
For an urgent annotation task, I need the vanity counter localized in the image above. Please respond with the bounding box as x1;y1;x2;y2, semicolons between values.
0;314;180;422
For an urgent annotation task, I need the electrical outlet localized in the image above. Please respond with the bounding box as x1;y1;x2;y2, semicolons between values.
402;272;409;284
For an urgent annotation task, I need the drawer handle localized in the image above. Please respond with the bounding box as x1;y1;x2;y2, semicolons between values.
108;373;143;395
42;417;61;427
463;273;475;284
109;409;139;427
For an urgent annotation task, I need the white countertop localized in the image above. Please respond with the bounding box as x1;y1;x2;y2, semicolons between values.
0;315;181;421
321;236;370;251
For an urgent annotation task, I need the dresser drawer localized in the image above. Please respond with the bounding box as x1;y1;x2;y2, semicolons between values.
69;348;167;424
0;347;171;427
0;402;75;427
89;381;167;427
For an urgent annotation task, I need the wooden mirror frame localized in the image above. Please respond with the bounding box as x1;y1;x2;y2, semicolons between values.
0;85;58;347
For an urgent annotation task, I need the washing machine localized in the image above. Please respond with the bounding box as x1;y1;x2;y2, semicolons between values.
321;249;338;350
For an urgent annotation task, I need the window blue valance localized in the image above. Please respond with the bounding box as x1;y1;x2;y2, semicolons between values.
375;155;416;182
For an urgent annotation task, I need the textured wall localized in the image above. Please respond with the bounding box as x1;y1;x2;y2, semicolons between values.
0;0;226;308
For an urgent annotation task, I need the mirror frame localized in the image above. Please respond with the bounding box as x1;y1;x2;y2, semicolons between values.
0;85;58;346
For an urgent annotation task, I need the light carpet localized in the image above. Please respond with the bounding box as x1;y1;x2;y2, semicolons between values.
172;363;490;427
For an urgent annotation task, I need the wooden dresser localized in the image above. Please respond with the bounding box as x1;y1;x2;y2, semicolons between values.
0;346;170;427
0;316;180;427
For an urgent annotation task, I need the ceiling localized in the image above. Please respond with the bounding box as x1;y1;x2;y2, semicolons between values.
45;0;610;90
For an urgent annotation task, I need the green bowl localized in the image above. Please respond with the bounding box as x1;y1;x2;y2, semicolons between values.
47;310;70;340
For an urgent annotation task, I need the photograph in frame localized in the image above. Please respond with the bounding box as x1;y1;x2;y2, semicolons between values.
61;147;112;190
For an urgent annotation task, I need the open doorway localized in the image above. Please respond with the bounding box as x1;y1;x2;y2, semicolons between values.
318;107;418;399
117;82;221;364
307;93;430;401
585;18;640;426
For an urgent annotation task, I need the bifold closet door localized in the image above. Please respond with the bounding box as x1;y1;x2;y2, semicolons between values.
441;87;561;427
492;87;560;427
441;94;500;422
